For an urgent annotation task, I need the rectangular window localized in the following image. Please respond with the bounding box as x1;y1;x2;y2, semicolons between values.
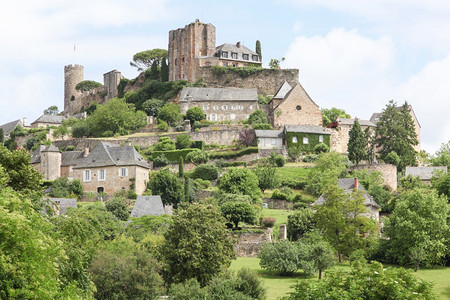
303;137;309;144
202;105;209;111
222;51;228;58
119;168;128;177
98;169;106;181
319;135;324;143
83;170;91;182
222;105;228;110
231;52;238;59
243;54;249;60
292;136;298;143
271;138;277;145
252;55;259;61
210;113;217;121
213;105;219;110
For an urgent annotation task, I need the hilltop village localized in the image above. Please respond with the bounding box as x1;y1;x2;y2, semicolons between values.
0;20;449;299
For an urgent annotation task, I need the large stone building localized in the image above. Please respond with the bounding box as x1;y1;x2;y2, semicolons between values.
31;142;151;195
179;87;258;122
168;19;262;82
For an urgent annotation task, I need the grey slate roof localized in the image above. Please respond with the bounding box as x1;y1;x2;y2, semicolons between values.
130;195;165;217
405;166;447;180
338;118;376;127
61;151;84;166
314;178;380;209
31;145;61;164
255;130;284;138
47;198;77;215
31;115;67;125
179;87;258;102
73;141;151;169
0;119;23;136
273;81;292;100
284;125;330;135
215;43;261;63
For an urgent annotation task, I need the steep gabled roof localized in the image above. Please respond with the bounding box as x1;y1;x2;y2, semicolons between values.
61;151;84;166
255;130;284;138
0;119;23;136
274;82;320;110
30;144;61;164
130;195;165;217
31;115;67;125
272;81;292;100
179;87;258;102
405;166;447;180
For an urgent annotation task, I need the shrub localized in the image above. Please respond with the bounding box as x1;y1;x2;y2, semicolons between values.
287;208;315;241
127;190;138;200
105;197;129;221
258;240;300;275
192;120;213;130
384;151;400;166
191;164;218;180
261;217;276;228
248;110;268;125
186;150;210;165
274;155;286;167
168;278;207;300
280;178;307;190
209;147;258;159
156;120;169;132
65;145;75;151
154;136;175;151
303;154;318;162
153;155;169;167
193;178;210;189
252;123;273;130
314;142;329;154
291;194;303;203
150;149;199;162
271;189;288;200
186;107;205;125
293;202;308;210
176;134;191;149
191;140;204;150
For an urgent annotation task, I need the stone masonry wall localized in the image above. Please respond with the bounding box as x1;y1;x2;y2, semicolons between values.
349;163;398;191
198;67;299;96
232;228;272;257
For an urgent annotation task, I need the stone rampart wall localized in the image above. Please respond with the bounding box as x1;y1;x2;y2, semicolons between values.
349;163;398;191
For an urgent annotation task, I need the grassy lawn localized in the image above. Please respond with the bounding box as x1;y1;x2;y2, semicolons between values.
276;166;311;181
260;208;295;238
230;257;450;300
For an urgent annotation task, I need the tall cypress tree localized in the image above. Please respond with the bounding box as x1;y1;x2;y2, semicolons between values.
184;176;190;203
150;60;159;80
347;119;366;165
0;128;4;144
178;157;184;178
160;58;169;82
375;100;418;170
256;40;262;61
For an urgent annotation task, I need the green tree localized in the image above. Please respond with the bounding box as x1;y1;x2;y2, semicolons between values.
268;57;285;69
130;48;169;71
142;98;165;117
432;171;450;199
431;140;450;168
186;150;210;165
176;134;191;149
149;169;184;207
75;80;102;92
159;203;235;286
383;188;449;267
384;150;401;166
247;109;268;125
186;106;205;125
287;208;316;241
160;58;169;82
149;60;159;80
220;200;258;229
258;240;300;275
285;261;436;299
321;107;351;126
89;237;164;299
158;103;182;126
43;105;59;115
297;232;336;279
347;119;366;165
219;167;262;202
154;136;176;151
255;40;262;61
253;161;279;192
178;157;184;178
314;185;378;262
375;100;418;171
0;128;4;144
105;197;129;221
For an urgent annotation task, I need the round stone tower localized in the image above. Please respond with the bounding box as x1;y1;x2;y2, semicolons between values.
64;64;84;114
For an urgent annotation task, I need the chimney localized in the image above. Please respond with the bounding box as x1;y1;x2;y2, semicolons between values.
23;117;28;127
83;147;89;157
354;178;358;191
125;141;132;147
236;41;241;48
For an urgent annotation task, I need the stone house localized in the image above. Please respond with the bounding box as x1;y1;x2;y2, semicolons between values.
313;178;381;222
255;130;284;150
0;119;24;139
405;166;447;184
31;115;68;128
31;142;151;196
326;118;376;153
284;124;330;153
46;197;77;215
179;87;258;122
269;82;322;128
168;19;262;82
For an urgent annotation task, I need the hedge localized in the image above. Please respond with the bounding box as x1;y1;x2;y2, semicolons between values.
149;148;199;162
209;147;258;159
191;140;204;150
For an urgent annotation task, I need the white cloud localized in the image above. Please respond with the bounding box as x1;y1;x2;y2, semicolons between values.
292;20;302;32
284;28;396;116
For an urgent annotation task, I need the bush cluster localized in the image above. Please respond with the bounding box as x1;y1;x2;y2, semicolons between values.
210;147;258;159
261;217;276;228
280;178;307;190
191;164;219;181
150;148;199;163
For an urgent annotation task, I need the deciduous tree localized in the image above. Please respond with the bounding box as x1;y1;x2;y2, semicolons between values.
253;161;279;192
43;105;59;115
157;103;182;126
149;169;184;207
321;107;351;126
219;167;261;202
220;200;257;229
186;106;205;125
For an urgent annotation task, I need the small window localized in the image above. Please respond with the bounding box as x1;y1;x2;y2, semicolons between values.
119;168;128;177
252;55;259;61
175;59;177;65
83;170;91;182
98;169;106;181
222;105;228;110
213;105;219;110
296;105;302;111
202;105;209;111
231;52;238;59
243;54;249;60
249;105;253;110
205;62;211;66
292;136;298;143
222;51;228;58
223;62;228;67
210;113;217;121
232;63;237;67
319;135;324;143
271;138;277;145
303;137;309;144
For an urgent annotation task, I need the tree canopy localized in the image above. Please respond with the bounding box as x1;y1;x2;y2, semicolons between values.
130;49;168;71
43;105;59;115
321;107;351;126
219;167;262;202
347;119;366;165
149;169;184;207
75;80;102;92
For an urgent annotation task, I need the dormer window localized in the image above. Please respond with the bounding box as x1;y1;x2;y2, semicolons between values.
252;55;259;61
243;54;249;60
222;51;228;58
231;52;238;59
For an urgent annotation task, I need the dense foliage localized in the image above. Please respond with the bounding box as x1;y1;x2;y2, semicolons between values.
347;119;366;165
321;107;351;126
219;167;261;202
149;169;184;207
75;80;102;92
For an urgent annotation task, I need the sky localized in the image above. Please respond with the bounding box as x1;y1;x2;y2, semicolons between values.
1;0;449;154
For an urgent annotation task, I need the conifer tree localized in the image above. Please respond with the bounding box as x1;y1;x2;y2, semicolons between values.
0;128;4;144
150;60;159;80
160;58;169;82
179;157;184;178
347;119;366;165
184;175;190;203
375;100;418;170
256;40;262;61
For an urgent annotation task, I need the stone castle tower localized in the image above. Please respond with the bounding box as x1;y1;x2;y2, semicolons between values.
168;19;216;81
64;64;84;114
40;145;61;180
103;70;123;99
